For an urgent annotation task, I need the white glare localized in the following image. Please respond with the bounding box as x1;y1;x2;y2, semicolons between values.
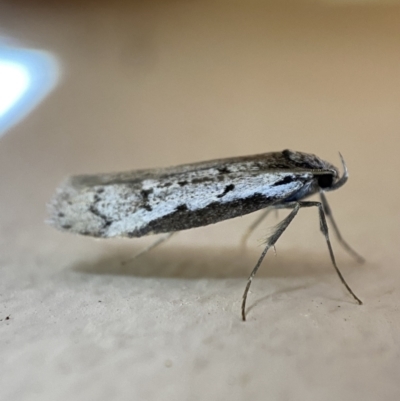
0;61;30;117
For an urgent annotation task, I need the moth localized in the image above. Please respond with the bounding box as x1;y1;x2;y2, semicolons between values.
48;149;363;320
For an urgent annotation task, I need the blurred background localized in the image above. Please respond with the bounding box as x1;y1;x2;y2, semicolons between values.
1;1;400;400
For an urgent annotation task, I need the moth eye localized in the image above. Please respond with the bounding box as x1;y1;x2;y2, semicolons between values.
318;174;334;189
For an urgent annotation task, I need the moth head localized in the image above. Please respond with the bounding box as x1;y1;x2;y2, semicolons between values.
318;152;348;192
282;149;348;192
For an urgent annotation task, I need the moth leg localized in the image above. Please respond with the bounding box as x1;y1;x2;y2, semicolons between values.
242;202;300;321
121;232;175;265
241;208;274;247
276;201;362;303
297;200;362;306
319;191;365;263
242;200;363;321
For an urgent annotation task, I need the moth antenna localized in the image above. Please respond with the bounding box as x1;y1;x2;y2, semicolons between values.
324;152;348;192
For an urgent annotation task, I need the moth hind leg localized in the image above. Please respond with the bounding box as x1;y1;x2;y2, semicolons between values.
121;232;175;265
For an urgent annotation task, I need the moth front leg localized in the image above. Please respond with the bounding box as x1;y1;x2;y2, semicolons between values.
319;191;364;263
297;200;362;305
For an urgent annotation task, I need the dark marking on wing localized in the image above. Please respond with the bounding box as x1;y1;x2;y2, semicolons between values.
140;189;153;211
176;204;189;212
89;205;112;228
217;166;230;174
128;193;275;237
191;177;211;184
273;176;295;186
282;149;325;170
216;184;235;198
89;194;113;233
141;188;153;198
178;181;188;186
160;182;172;188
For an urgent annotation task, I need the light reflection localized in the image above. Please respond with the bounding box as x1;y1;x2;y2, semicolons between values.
0;61;30;117
0;44;59;137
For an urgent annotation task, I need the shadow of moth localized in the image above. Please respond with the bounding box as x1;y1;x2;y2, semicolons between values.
48;149;363;320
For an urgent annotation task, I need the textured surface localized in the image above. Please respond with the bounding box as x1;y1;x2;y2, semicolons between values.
1;1;400;401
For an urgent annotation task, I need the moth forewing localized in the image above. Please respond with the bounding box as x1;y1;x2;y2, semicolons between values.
49;155;317;238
